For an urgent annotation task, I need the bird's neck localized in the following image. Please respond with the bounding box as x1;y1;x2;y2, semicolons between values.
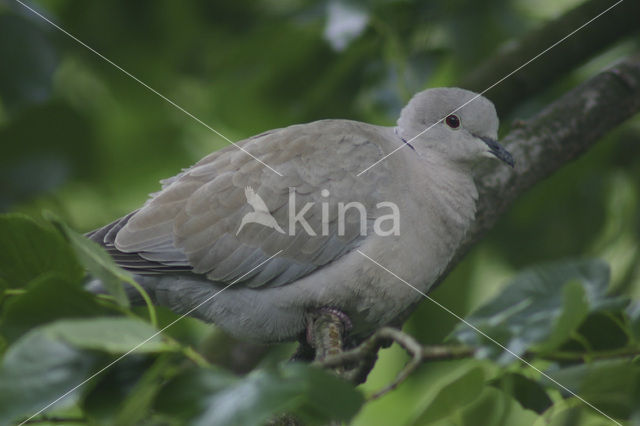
419;157;479;242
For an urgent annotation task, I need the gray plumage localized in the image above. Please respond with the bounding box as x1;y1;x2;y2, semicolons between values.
88;87;513;342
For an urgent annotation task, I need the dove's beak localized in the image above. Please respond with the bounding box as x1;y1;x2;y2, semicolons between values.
480;136;514;168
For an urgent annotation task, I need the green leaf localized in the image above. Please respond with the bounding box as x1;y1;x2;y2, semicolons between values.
155;363;363;426
0;329;97;424
576;311;630;351
283;363;365;424
627;301;640;340
534;280;589;353
410;366;485;425
156;367;295;426
83;355;172;425
194;369;304;426
541;358;640;420
458;386;541;426
46;213;130;307
542;398;617;426
0;214;83;288
450;259;625;363
114;355;174;426
490;372;552;414
154;367;237;423
0;273;112;342
43;317;173;354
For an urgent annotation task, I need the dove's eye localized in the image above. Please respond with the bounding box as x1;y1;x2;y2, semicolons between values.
445;115;460;129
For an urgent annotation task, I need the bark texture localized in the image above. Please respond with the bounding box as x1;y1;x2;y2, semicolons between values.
467;55;640;255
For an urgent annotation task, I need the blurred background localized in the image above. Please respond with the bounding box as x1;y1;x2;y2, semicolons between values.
1;0;639;424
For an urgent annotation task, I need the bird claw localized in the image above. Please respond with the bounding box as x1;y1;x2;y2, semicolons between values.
306;307;352;364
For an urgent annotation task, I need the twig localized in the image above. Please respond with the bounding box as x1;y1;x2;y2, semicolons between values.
316;326;640;400
181;345;211;368
316;327;474;399
367;328;427;400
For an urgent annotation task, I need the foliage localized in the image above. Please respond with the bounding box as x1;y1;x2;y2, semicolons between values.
0;215;365;424
450;260;628;362
1;0;639;425
0;214;638;424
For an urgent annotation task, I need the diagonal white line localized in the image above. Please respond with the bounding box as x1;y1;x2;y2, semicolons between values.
356;249;622;426
357;0;625;176
19;250;284;425
12;0;283;177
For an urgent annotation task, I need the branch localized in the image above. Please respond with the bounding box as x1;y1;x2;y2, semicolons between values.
461;0;640;115
467;54;640;252
318;328;640;399
317;327;473;399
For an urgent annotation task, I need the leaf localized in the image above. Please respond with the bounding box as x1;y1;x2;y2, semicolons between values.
43;317;173;354
410;366;485;425
576;311;629;351
627;301;640;340
83;355;172;425
0;214;83;288
155;363;364;426
490;372;553;414
534;280;589;353
155;367;296;426
154;366;237;423
0;273;112;342
194;369;304;426
114;356;174;426
450;259;626;363
0;329;97;424
541;358;640;420
458;386;541;426
46;213;130;307
283;363;364;424
540;399;615;426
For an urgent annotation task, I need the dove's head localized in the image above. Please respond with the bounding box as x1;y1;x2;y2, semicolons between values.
397;87;514;168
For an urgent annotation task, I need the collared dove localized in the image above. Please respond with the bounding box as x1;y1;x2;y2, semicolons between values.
88;87;514;343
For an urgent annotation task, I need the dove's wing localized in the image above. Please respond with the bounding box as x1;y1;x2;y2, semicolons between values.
90;119;395;288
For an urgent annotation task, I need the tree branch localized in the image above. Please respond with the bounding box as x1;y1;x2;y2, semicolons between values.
461;0;640;115
317;327;473;398
318;328;640;399
468;54;640;250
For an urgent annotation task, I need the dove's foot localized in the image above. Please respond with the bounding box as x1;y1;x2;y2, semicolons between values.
306;307;352;363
